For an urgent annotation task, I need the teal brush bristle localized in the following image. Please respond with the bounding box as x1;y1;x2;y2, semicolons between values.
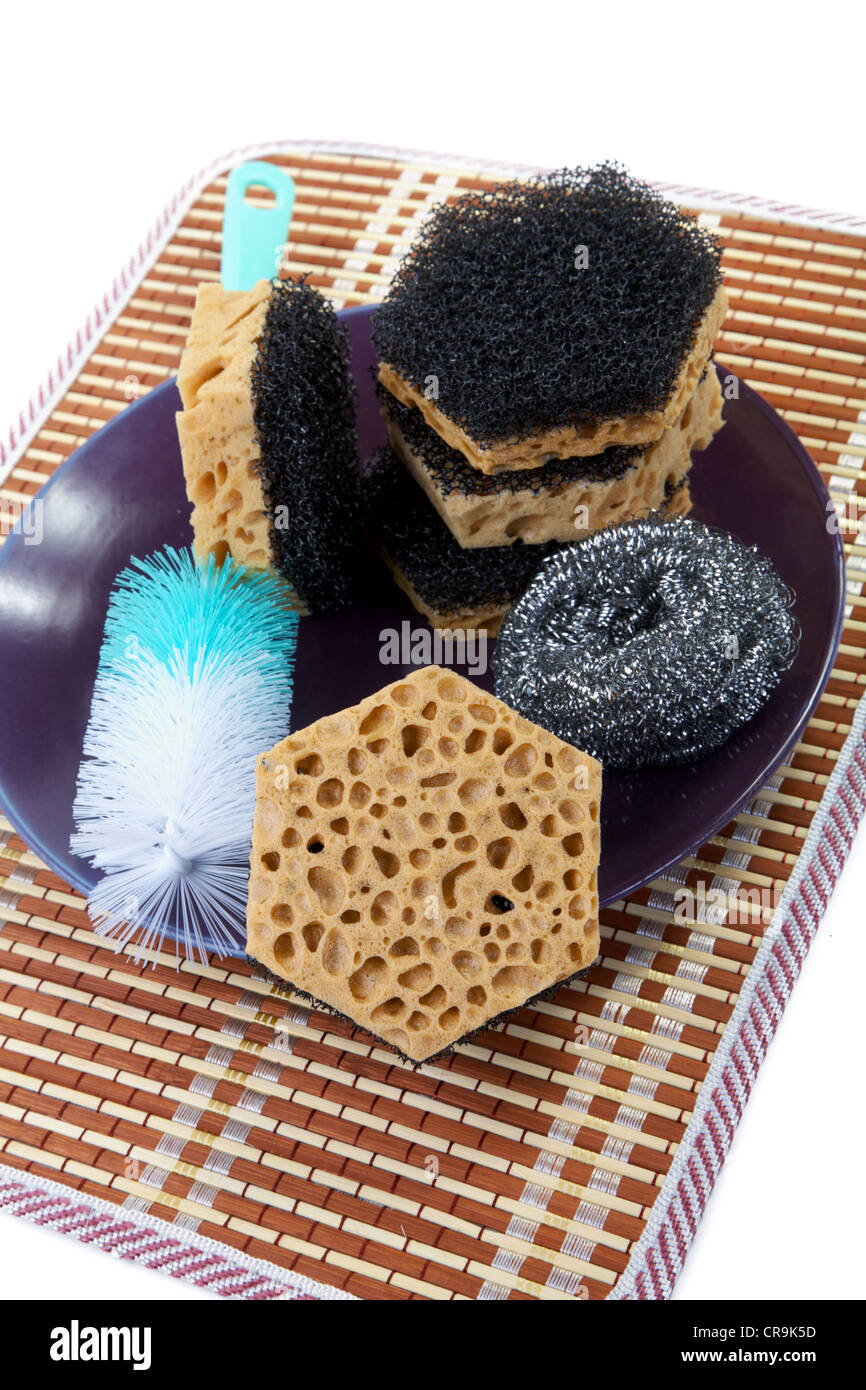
71;547;298;963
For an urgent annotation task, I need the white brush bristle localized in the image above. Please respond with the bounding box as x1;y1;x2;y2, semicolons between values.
71;548;297;963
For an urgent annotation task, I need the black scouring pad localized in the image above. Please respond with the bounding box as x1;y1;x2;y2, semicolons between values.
372;163;723;447
251;278;362;611
365;447;558;620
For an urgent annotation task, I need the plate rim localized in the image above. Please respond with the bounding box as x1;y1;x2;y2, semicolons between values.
607;371;846;901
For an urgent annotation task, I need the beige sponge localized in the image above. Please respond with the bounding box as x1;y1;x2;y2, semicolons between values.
246;666;602;1062
386;369;723;549
175;280;273;572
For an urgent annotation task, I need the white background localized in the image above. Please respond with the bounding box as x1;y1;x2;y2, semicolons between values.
1;0;865;1301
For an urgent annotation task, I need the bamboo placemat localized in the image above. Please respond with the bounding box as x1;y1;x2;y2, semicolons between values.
1;145;865;1301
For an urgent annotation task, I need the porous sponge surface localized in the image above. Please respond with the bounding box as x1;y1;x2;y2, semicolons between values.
373;163;725;468
251;278;362;612
176;281;273;570
246;665;601;1062
385;368;724;548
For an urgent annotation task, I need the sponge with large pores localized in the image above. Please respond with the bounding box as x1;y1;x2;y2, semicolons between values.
246;665;602;1063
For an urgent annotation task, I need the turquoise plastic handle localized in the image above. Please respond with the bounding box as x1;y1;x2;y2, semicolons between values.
221;161;296;292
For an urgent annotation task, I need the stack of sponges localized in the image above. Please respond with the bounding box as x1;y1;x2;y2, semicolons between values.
369;163;728;630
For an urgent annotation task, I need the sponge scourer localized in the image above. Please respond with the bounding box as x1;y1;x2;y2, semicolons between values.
176;277;361;612
383;368;724;548
365;447;558;630
246;665;601;1063
373;163;726;472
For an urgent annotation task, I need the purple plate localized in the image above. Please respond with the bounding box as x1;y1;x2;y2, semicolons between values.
0;305;845;941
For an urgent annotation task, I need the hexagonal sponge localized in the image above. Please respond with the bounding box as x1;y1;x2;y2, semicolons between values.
246;665;601;1062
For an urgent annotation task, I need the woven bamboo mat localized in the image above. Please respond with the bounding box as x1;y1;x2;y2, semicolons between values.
1;147;865;1301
